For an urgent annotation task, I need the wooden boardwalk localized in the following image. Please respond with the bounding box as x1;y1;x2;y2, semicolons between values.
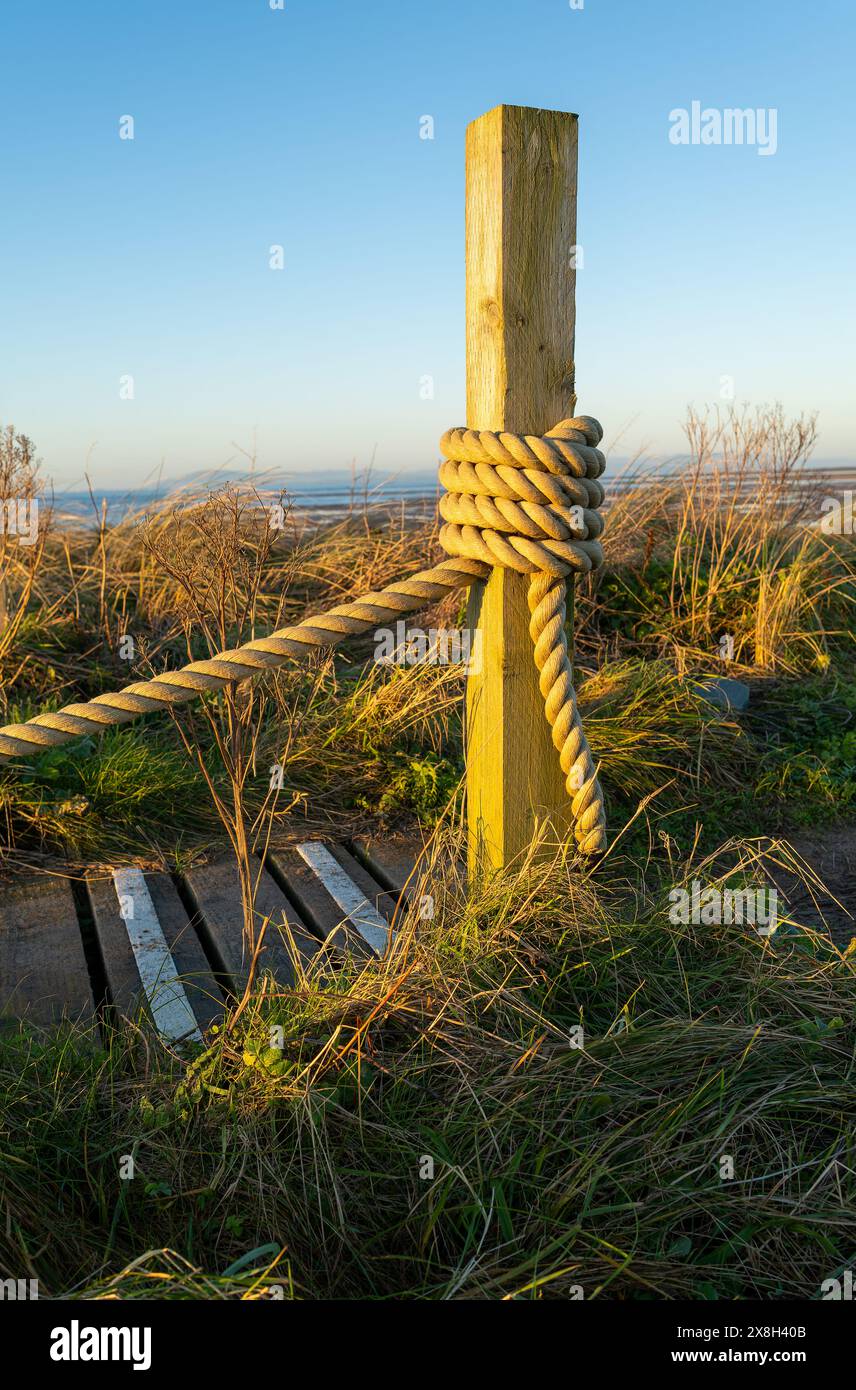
0;835;419;1040
2;829;851;1039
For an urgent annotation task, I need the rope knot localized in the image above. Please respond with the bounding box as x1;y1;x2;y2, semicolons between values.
438;415;606;578
438;416;608;855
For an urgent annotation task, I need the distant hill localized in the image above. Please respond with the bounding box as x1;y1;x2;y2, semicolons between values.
50;466;439;523
49;455;856;525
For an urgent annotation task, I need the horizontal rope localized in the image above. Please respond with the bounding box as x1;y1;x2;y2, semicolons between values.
0;558;488;761
0;413;609;855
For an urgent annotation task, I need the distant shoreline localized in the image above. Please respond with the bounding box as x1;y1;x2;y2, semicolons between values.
44;455;856;528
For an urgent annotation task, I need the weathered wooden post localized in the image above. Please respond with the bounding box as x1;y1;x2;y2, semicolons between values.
465;104;580;873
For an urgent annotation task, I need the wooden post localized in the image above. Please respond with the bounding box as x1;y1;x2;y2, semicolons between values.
465;104;579;874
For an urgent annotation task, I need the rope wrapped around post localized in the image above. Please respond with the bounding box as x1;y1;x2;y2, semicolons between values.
0;415;607;853
438;415;607;854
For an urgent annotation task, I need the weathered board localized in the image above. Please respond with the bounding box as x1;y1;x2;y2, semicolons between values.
0;838;421;1033
146;874;224;1029
0;879;94;1027
268;846;382;958
87;871;223;1034
321;844;399;920
183;855;323;992
352;832;427;899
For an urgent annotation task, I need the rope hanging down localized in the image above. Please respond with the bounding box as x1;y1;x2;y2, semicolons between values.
438;415;607;854
0;416;607;853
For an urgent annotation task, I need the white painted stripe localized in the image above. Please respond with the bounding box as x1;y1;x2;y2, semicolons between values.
296;843;392;955
111;868;202;1044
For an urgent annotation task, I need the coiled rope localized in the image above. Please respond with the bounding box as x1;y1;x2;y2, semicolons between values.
439;415;607;853
0;416;607;852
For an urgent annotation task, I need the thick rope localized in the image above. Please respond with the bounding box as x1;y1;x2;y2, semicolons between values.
438;416;607;853
0;415;607;853
0;558;487;759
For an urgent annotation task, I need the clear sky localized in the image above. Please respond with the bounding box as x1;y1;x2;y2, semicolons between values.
1;0;853;488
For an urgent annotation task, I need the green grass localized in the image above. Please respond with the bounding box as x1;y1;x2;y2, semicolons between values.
1;407;855;1300
5;652;855;868
1;404;855;868
1;845;853;1299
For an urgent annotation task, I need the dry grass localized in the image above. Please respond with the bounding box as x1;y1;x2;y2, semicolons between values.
0;405;853;873
581;405;852;676
0;408;855;1301
0;833;853;1300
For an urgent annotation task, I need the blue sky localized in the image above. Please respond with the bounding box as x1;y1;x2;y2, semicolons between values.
1;0;853;488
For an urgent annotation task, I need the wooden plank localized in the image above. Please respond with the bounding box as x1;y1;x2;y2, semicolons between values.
324;844;399;920
87;876;142;1017
146;875;224;1031
351;834;421;899
0;879;94;1027
761;833;856;949
267;847;375;961
87;871;222;1035
464;104;580;873
182;856;322;992
112;869;202;1043
295;842;392;955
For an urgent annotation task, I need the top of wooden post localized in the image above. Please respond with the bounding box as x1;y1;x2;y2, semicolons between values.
465;103;579;435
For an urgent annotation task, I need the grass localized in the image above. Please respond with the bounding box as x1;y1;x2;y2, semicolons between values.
1;839;853;1300
1;405;853;871
0;403;855;1300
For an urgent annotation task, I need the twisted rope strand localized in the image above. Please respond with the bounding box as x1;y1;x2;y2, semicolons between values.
527;573;606;855
0;414;608;854
0;557;488;761
437;415;608;853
